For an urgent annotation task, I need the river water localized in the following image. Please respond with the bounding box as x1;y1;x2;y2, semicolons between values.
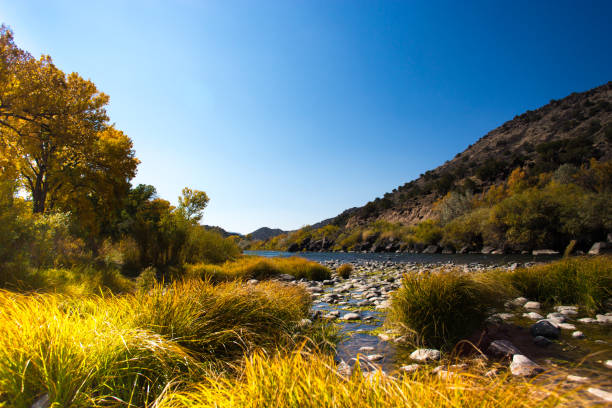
245;250;561;265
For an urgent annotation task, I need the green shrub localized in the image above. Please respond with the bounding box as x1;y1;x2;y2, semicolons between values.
336;263;353;279
509;256;611;313
388;270;512;350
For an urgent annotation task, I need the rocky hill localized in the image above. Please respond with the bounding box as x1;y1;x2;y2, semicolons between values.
337;81;612;229
251;81;612;254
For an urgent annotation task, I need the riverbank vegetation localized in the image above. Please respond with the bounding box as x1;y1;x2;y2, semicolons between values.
185;256;331;282
248;154;611;254
388;256;611;349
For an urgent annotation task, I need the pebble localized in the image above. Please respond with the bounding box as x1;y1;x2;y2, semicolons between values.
571;331;585;339
410;348;441;362
359;346;375;352
399;364;420;373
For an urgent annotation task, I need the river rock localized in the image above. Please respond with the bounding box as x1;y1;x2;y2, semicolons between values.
510;355;543;377
337;360;352;377
530;320;560;339
399;364;420;373
546;312;566;323
340;312;361;321
422;245;439;254
481;246;495;254
367;354;384;361
410;348;441;362
555;305;578;316
532;249;559;255
533;336;552;347
572;331;585;339
523;312;544;320
524;301;541;310
596;314;612;324
509;297;528;307
588;242;610;255
566;375;589;383
487;340;522;358
587;388;612;403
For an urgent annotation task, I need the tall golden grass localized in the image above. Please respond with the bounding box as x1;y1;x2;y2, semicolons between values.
157;349;581;408
185;256;331;282
0;279;314;407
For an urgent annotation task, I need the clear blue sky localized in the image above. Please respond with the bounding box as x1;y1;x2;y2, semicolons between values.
2;1;611;234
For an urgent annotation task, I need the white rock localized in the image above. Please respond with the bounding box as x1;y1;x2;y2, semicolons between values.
340;312;361;321
367;354;384;361
546;312;566;323
571;331;585;339
605;360;612;369
578;317;596;323
359;346;375;352
566;375;589;383
510;297;529;307
596;314;612;324
399;364;420;373
410;348;441;362
524;301;541;310
557;322;576;330
510;354;543;377
523;312;544;320
587;387;612;403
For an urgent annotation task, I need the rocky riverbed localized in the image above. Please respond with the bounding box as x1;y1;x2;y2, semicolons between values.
275;258;612;403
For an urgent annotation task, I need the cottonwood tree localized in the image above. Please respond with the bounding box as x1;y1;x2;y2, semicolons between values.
0;26;138;231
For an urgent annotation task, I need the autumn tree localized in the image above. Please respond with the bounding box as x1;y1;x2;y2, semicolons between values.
0;26;138;220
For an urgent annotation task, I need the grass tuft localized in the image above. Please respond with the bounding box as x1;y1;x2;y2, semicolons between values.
388;270;514;350
509;256;611;313
337;263;353;279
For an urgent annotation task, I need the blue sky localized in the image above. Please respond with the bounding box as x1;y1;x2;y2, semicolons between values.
2;1;611;233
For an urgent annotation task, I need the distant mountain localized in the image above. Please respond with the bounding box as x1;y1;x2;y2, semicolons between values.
203;225;243;238
247;227;287;241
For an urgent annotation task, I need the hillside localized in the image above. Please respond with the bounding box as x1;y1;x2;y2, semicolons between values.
249;82;612;253
344;81;612;228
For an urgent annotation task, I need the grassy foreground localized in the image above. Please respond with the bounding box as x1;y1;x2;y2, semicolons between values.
388;256;611;349
157;349;581;408
0;280;316;407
